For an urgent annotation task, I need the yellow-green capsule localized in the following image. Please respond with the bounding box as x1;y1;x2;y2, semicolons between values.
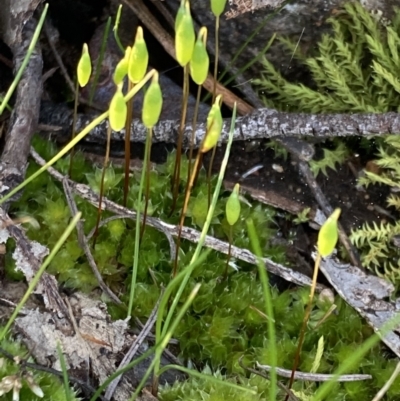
113;46;131;85
128;27;149;84
226;183;241;226
211;0;227;17
317;208;341;257
109;85;127;131
142;72;163;128
175;1;195;66
77;43;92;87
190;27;209;85
201;95;223;153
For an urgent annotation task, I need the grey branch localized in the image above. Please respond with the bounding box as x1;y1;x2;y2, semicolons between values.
40;102;400;149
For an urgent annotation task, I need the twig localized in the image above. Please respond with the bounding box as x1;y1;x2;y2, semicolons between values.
62;178;122;304
39;102;400;149
30;147;321;290
104;296;161;400
256;362;372;382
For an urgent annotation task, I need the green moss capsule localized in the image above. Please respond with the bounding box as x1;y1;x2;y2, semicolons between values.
190;27;209;85
317;208;341;257
77;43;92;87
226;183;241;226
128;27;149;84
210;0;227;17
113;46;131;85
109;85;127;131
142;72;163;128
202;95;223;153
175;1;195;66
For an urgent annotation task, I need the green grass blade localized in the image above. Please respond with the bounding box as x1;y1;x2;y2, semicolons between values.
128;128;152;317
246;218;277;401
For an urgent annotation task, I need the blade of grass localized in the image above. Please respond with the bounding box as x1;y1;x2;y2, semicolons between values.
127;125;152;318
0;4;49;115
0;212;81;342
246;218;277;401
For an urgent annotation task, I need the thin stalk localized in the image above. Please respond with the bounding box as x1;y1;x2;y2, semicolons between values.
140;127;152;240
207;15;220;207
224;225;233;278
173;84;203;274
123;81;134;206
68;79;80;177
170;64;190;215
286;253;322;399
207;145;217;207
187;85;202;181
92;124;112;247
173;149;203;276
128;124;153;317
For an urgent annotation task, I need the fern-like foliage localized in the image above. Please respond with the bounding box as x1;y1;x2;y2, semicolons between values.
254;2;400;114
255;3;400;286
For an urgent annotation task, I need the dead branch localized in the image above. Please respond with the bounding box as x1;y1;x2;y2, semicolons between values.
39;103;400;149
